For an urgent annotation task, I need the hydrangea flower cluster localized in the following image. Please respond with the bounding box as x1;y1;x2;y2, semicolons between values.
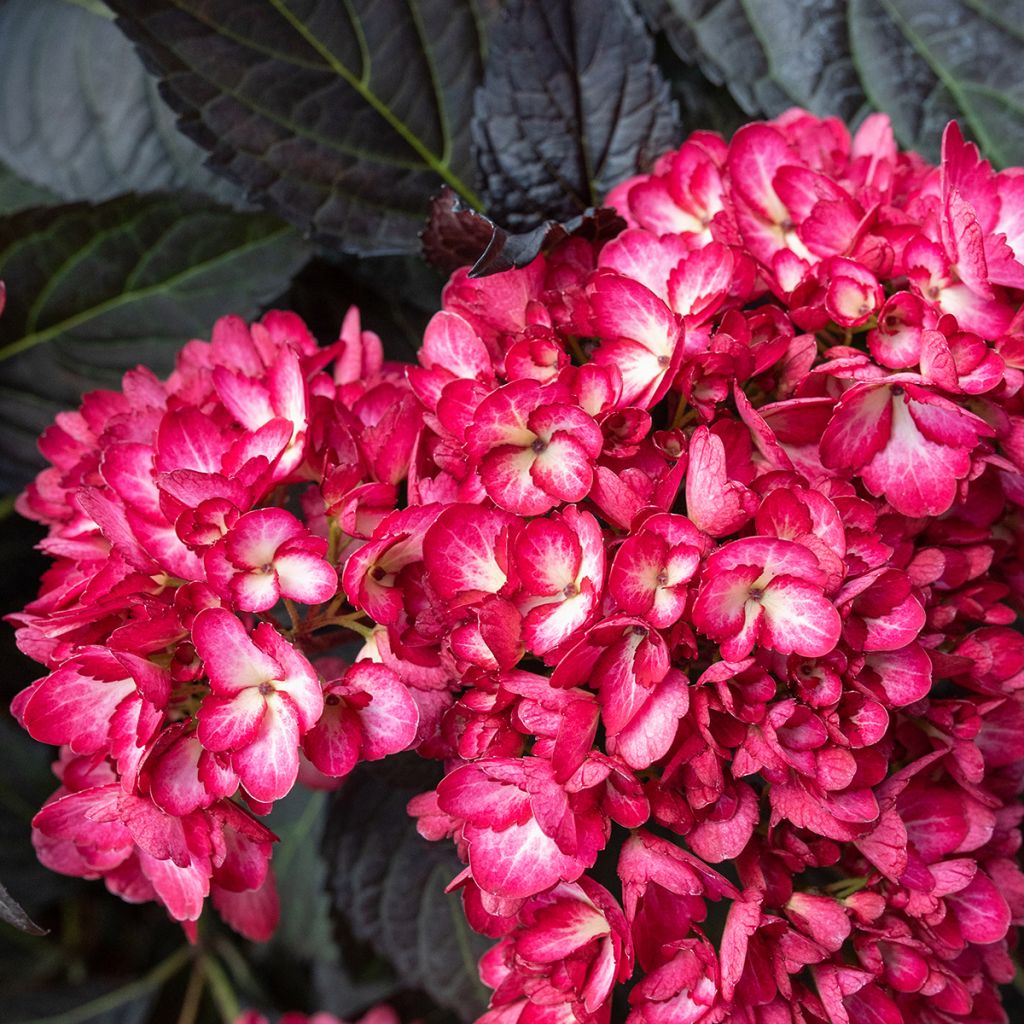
10;109;1024;1023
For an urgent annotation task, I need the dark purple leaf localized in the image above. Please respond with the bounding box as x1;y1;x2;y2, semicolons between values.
474;0;678;229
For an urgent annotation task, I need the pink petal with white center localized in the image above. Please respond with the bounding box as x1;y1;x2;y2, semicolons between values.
197;689;267;752
667;242;733;322
531;434;595;502
101;442;161;519
421;310;493;380
346;663;419;760
302;703;362;777
609;532;667;618
481;446;552;515
589;274;683;405
759;576;841;657
523;583;595;655
515;518;581;596
470;380;539;453
820;383;892;470
424;504;517;599
728;123;791;223
232;695;302;804
598;229;691;302
861;397;967;516
251;625;323;731
516;899;609;962
230;570;280;612
528;403;604;455
155;407;229;474
860;645;933;706
274;550;338;604
21;659;135;753
213;367;275;431
708;536;825;585
692;564;763;642
225;508;304;568
192;609;280;696
467;816;583;899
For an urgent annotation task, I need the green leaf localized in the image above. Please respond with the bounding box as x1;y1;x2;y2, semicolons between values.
0;165;60;216
107;0;488;255
0;0;238;205
0;194;310;490
323;756;491;1022
662;0;1024;165
474;0;679;229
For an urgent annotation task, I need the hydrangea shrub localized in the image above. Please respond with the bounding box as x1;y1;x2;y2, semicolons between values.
9;109;1024;1023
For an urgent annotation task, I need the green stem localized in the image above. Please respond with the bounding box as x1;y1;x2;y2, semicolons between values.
202;953;240;1024
175;962;206;1024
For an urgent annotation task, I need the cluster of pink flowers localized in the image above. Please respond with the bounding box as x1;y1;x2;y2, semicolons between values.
10;109;1024;1023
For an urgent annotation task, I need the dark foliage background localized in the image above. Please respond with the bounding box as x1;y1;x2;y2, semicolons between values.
0;0;1022;1021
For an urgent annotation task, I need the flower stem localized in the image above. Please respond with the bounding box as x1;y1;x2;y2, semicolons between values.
201;953;240;1024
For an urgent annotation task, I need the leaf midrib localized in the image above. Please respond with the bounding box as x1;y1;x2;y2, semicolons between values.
0;222;298;363
264;0;483;205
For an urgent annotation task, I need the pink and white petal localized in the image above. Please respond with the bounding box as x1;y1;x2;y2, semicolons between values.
598;228;691;301
470;380;540;453
692;565;762;642
22;664;135;753
421;310;493;379
759;577;841;657
230;570;281;613
685;427;756;537
196;689;267;752
467;817;582;899
226;508;304;568
232;696;302;804
667;242;734;322
861;645;932;706
524;594;591;655
708;536;825;585
481;446;553;515
515;518;582;596
531;435;594;503
861;399;967;517
149;735;213;815
424;504;516;599
528;404;604;457
609;533;666;617
820;384;893;470
274;551;338;604
192;608;280;695
516;900;609;963
251;625;324;731
859;594;926;652
349;664;420;760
